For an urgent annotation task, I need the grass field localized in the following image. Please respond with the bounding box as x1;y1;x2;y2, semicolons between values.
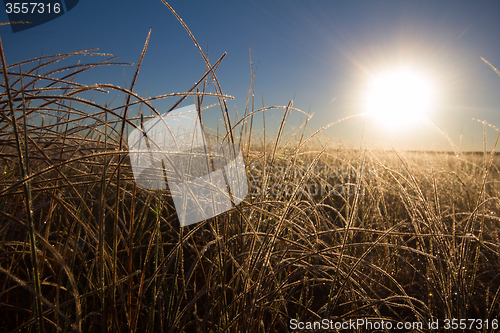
1;3;500;332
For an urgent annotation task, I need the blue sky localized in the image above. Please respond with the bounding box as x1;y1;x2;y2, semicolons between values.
2;1;500;151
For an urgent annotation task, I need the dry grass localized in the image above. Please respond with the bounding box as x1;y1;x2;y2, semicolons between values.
1;2;500;332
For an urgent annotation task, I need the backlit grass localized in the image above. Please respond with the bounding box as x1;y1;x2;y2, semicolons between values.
1;2;500;332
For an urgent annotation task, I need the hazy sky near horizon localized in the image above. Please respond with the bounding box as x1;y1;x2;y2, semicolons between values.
2;1;500;151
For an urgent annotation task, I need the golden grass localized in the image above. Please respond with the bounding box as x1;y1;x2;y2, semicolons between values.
1;2;500;332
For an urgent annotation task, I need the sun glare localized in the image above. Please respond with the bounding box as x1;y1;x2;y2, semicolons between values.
365;69;435;128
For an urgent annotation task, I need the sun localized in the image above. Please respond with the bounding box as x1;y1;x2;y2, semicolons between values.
365;68;435;128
